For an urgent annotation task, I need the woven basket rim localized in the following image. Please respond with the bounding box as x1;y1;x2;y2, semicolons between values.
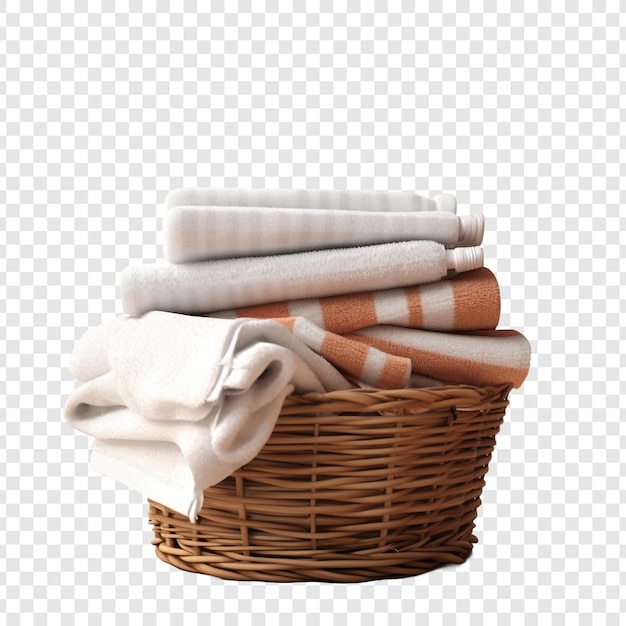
279;382;512;416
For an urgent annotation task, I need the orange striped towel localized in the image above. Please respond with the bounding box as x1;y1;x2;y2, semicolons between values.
211;267;500;333
202;268;528;389
345;327;531;388
196;313;529;389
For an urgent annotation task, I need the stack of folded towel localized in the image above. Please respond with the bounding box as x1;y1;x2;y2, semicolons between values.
64;188;531;521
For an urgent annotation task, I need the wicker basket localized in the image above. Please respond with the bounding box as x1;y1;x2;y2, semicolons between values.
148;383;511;583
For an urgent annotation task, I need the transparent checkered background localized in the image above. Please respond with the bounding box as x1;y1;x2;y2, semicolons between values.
1;2;624;623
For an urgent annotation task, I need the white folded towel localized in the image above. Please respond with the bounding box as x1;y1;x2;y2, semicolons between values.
64;311;350;521
120;240;484;317
165;187;458;213
164;206;484;263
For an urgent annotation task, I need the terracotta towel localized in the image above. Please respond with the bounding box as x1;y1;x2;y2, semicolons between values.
211;267;500;332
165;187;458;213
345;326;531;388
64;312;350;521
164;206;484;262
120;241;484;317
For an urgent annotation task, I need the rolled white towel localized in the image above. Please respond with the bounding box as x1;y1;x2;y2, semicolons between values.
165;187;458;213
164;205;483;262
120;240;484;317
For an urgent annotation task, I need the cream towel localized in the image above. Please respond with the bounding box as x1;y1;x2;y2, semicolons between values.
64;312;350;521
164;206;484;262
165;187;458;213
120;241;484;317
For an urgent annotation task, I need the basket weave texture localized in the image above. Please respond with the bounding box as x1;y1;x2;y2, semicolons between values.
148;383;511;583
